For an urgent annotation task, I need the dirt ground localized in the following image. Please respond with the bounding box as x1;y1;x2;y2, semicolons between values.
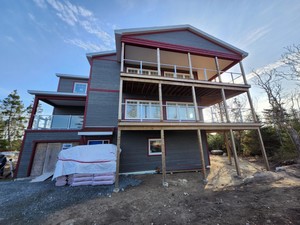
1;155;300;225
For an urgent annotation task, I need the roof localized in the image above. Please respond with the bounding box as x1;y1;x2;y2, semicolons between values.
56;73;89;80
115;24;248;60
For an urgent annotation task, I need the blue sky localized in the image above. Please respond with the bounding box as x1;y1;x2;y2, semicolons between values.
1;0;300;111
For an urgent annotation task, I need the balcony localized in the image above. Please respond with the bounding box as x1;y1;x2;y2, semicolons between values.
123;59;245;85
32;115;84;130
120;102;254;124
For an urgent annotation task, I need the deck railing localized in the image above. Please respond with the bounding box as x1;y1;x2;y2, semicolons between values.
121;103;254;123
32;115;83;129
123;59;245;84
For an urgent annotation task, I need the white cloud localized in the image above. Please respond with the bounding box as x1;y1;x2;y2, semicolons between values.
246;59;285;81
239;25;271;47
64;39;106;52
33;0;47;9
28;13;35;21
33;0;115;50
5;36;15;43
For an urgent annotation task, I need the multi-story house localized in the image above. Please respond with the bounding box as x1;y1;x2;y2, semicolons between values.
16;25;270;187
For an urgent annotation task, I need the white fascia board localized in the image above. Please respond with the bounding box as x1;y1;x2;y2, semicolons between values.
56;73;89;79
28;90;86;97
78;132;113;136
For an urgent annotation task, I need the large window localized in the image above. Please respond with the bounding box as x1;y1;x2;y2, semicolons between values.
73;82;87;94
148;139;162;156
166;102;195;120
125;100;160;120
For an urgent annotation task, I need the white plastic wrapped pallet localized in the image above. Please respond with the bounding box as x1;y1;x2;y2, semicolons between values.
53;144;119;180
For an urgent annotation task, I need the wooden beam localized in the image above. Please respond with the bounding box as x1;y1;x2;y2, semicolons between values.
27;97;39;129
118;79;123;121
158;83;163;121
229;129;241;176
215;56;222;83
188;52;194;79
114;129;122;191
197;129;207;182
239;61;248;85
246;90;258;122
161;129;167;186
121;42;125;72
157;48;161;76
257;128;270;171
224;132;232;165
118;122;263;130
221;88;230;122
192;86;200;121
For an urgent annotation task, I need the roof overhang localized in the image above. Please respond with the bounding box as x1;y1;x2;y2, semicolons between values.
86;50;117;64
114;24;248;61
28;90;86;107
56;73;89;80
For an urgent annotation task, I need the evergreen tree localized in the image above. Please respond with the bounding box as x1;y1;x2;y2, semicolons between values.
0;90;27;150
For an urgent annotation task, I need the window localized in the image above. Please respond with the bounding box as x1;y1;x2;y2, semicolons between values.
73;82;87;94
87;140;110;145
125;100;160;120
164;72;190;79
62;143;72;150
148;139;162;156
166;102;195;120
126;67;158;76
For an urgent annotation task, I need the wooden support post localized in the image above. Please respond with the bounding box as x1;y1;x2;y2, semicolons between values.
118;79;123;121
161;129;167;186
121;42;125;72
221;88;230;122
215;56;222;83
197;129;207;182
192;86;200;121
246;90;258;122
224;132;232;165
257;128;270;171
159;83;163;121
239;61;248;85
218;103;224;123
229;129;241;176
157;48;161;76
27;97;39;129
114;129;122;192
188;52;194;79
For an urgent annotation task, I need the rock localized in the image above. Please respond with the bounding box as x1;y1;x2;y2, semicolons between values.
243;171;284;184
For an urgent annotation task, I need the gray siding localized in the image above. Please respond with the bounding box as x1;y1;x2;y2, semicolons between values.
120;130;209;173
85;91;119;127
90;60;120;90
53;106;85;115
17;131;80;178
85;59;120;127
58;78;88;93
135;30;235;55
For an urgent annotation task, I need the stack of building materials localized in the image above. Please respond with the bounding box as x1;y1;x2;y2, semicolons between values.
53;144;118;187
67;172;115;186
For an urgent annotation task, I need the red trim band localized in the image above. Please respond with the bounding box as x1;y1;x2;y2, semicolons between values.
89;88;119;93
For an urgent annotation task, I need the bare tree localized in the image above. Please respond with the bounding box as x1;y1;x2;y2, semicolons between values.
253;69;300;158
282;44;300;81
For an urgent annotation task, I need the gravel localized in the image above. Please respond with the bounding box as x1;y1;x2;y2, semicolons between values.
0;175;141;224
